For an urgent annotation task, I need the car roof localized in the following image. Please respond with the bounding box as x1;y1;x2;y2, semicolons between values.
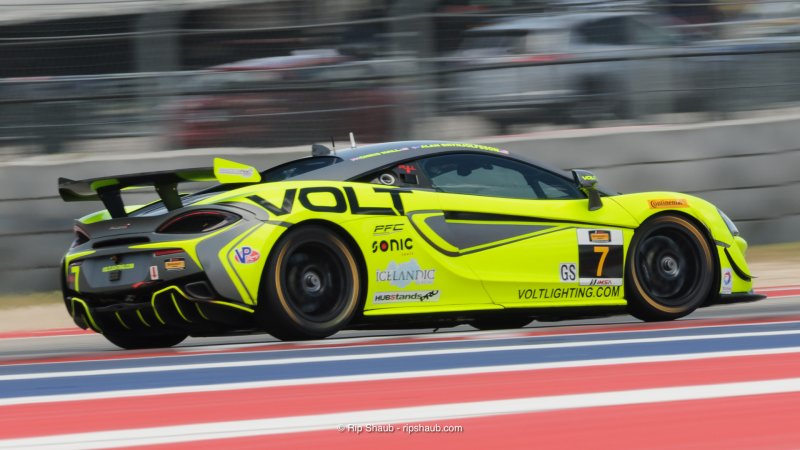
289;140;575;182
469;11;647;33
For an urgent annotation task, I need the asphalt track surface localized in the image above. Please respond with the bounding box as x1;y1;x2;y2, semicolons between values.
0;286;799;449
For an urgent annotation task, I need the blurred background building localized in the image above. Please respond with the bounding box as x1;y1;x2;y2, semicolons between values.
1;0;799;154
2;0;800;292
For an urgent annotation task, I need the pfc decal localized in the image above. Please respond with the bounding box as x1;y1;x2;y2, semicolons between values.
164;258;186;271
149;265;159;281
101;263;134;273
372;238;413;253
373;290;440;304
373;223;404;235
518;286;621;300
376;258;435;288
649;199;689;209
234;246;260;264
721;268;733;294
577;229;623;286
559;263;577;282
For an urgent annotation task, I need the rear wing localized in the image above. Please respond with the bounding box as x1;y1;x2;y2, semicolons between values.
58;158;261;218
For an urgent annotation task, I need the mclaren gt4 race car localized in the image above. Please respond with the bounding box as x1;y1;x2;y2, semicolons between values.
59;141;764;349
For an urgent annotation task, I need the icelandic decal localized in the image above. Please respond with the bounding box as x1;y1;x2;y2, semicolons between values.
376;259;435;288
149;265;159;281
518;286;621;300
373;290;440;304
559;263;577;282
577;229;623;286
372;238;413;253
102;263;134;273
649;199;689;209
721;268;733;294
164;258;186;271
234;246;260;264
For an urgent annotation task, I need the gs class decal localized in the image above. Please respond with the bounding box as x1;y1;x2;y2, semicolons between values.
573;229;624;286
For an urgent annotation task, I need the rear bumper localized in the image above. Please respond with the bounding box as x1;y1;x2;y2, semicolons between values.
65;283;257;336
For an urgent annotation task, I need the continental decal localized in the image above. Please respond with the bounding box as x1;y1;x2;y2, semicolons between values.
517;286;621;300
649;199;689;209
102;263;135;273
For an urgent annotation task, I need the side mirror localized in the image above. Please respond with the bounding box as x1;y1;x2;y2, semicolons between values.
213;158;261;184
572;169;602;211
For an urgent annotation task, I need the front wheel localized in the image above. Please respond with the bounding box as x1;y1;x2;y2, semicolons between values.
626;215;715;322
102;331;187;350
257;225;363;340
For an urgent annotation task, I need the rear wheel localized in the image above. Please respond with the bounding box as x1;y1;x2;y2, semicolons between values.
257;225;362;340
626;215;714;321
102;330;187;350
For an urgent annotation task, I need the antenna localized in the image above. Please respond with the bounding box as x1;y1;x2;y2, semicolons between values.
330;136;336;156
349;132;356;149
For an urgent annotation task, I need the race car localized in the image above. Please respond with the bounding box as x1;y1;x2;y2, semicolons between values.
58;140;764;349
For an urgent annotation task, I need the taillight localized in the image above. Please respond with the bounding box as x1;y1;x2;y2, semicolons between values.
72;226;90;247
157;210;239;234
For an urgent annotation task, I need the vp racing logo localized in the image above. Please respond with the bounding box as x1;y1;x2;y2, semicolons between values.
376;258;435;288
234;246;260;264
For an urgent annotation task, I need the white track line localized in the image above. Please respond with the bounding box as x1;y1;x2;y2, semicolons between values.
2;346;800;407
2;377;800;449
3;328;800;382
4;316;796;373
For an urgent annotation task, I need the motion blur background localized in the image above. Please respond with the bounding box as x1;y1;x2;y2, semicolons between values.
1;0;799;292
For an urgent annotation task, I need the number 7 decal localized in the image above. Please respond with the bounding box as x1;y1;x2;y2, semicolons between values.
594;246;609;277
577;229;624;286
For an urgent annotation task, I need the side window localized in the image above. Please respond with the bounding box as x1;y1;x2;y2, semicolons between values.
360;162;423;188
417;153;582;200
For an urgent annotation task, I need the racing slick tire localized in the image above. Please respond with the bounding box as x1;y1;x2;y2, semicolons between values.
471;316;534;330
626;214;715;322
257;224;363;341
102;331;187;350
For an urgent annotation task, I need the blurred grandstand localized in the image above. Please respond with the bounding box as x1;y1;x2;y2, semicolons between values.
1;0;800;155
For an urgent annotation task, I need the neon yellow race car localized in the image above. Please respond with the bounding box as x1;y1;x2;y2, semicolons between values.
58;141;764;349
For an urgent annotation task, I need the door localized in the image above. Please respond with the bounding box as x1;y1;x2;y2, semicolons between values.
412;152;638;308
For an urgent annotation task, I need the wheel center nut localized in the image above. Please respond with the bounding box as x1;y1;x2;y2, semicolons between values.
661;256;679;276
303;272;322;293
